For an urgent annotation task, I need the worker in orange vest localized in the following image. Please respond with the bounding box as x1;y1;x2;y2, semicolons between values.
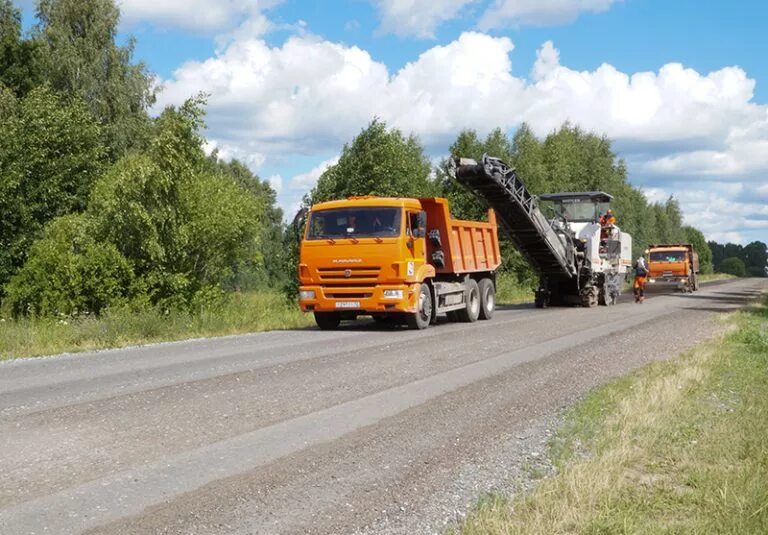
599;209;616;240
633;255;648;303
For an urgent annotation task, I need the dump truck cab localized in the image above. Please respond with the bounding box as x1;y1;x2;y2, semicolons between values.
647;244;700;292
298;196;501;330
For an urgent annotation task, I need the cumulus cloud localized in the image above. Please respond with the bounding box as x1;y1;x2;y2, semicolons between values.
157;29;768;242
159;33;766;176
479;0;621;30
373;0;476;38
266;174;283;194
117;0;279;31
372;0;622;37
289;157;340;191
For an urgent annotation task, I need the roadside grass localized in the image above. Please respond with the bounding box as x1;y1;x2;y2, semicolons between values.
496;275;534;305
700;272;737;282
451;295;768;535
0;291;313;361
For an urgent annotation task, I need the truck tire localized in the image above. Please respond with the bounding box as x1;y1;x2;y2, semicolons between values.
534;289;549;309
456;279;481;322
478;278;496;320
406;283;432;330
693;273;700;291
314;312;341;330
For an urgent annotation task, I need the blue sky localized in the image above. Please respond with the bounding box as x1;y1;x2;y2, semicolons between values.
19;0;768;244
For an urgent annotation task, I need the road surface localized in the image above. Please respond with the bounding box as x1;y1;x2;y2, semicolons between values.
0;278;765;534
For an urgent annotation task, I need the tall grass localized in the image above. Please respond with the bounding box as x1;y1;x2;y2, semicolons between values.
496;274;534;305
0;291;312;360
452;295;768;534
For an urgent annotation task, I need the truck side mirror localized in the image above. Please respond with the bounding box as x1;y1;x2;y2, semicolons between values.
292;207;308;241
414;211;427;238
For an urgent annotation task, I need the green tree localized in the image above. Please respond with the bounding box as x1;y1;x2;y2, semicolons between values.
209;156;287;288
309;118;435;204
88;98;263;307
5;214;133;316
0;85;105;291
0;0;42;95
743;241;767;277
720;257;746;277
8;97;266;315
34;0;155;157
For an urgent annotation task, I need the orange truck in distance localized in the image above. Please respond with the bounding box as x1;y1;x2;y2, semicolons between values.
298;196;501;330
647;243;700;292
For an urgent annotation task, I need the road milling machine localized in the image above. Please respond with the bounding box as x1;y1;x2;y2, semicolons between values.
453;155;633;308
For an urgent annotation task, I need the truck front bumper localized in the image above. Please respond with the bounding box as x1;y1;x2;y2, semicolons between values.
298;284;418;314
647;277;688;288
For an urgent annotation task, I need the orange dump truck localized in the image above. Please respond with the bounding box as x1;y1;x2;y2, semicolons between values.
647;243;700;292
298;196;501;330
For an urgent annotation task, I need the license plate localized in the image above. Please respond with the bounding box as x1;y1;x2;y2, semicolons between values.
335;301;361;309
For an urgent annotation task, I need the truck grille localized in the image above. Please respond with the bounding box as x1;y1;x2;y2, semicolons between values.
324;292;374;299
317;266;381;284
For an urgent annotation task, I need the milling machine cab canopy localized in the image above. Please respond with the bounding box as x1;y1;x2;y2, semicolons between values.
538;192;614;224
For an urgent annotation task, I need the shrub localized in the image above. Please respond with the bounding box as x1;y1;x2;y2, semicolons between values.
5;214;133;316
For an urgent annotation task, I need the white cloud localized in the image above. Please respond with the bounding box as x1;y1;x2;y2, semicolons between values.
289;157;340;190
157;30;768;243
372;0;622;37
266;174;283;194
117;0;278;31
479;0;621;30
159;32;766;173
373;0;476;38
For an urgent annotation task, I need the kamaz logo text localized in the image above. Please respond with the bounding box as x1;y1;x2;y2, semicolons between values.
332;259;363;263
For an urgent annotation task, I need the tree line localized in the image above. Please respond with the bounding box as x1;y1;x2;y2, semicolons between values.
708;241;767;278
0;0;729;319
0;0;286;316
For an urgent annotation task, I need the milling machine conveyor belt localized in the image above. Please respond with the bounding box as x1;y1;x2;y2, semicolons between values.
454;155;576;278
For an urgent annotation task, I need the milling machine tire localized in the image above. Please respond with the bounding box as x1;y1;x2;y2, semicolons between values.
314;312;341;330
581;287;599;308
478;278;496;320
456;279;481;322
535;289;549;309
406;283;432;330
598;284;617;306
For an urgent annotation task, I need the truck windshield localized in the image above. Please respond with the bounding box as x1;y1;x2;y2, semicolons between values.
650;251;685;262
306;207;402;240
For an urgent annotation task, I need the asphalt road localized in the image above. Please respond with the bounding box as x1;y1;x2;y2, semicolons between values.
1;278;765;535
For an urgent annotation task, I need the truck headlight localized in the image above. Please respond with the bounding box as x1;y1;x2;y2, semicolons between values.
299;290;316;300
649;279;655;283
383;290;403;299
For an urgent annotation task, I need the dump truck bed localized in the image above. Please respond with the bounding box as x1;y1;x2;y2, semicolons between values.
419;197;501;275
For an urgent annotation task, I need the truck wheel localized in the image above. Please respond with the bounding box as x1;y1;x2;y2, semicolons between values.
314;312;341;330
406;283;432;330
693;273;700;291
534;289;549;309
456;279;481;322
478;278;496;320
